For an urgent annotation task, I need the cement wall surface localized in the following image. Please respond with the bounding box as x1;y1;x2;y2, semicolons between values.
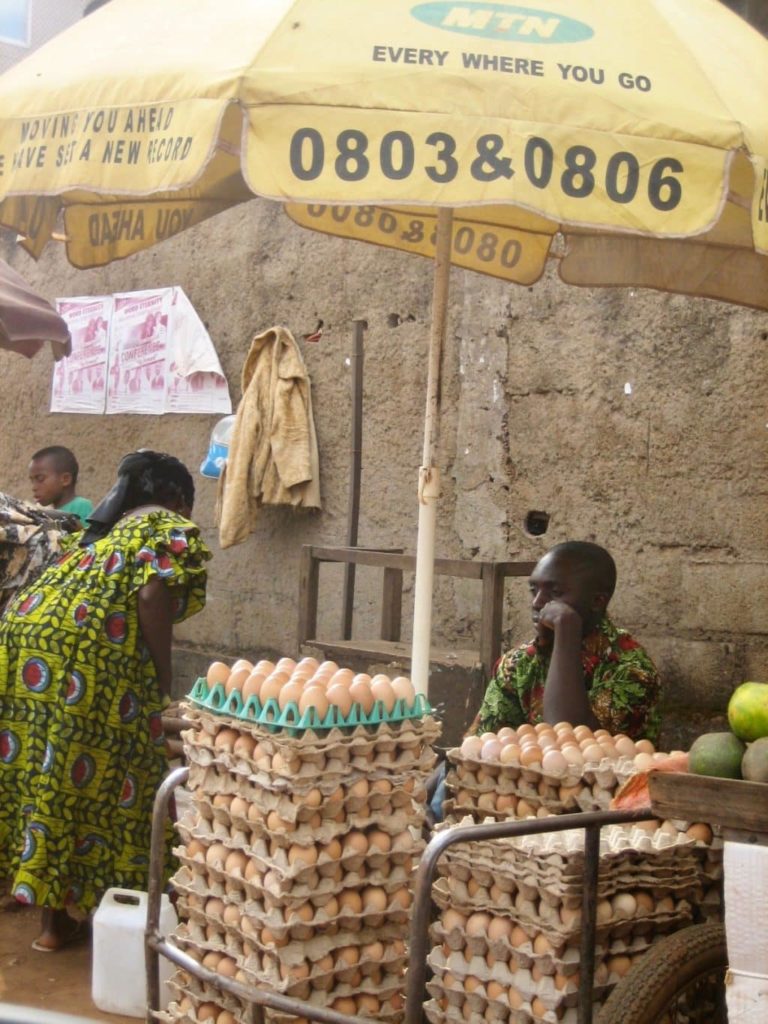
0;194;766;750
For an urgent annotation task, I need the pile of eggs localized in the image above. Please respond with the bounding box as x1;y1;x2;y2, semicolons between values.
426;822;705;1024
168;690;438;1024
205;656;417;721
459;722;662;774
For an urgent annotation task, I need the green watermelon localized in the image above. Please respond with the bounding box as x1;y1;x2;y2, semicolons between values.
728;682;768;741
688;732;745;779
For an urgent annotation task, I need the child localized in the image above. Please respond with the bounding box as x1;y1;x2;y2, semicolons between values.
28;446;93;528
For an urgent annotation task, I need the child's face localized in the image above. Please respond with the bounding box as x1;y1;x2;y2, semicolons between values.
29;456;70;507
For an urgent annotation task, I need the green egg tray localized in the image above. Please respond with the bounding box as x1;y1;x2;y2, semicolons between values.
187;678;432;734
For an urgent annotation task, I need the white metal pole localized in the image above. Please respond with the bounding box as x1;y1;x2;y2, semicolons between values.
411;207;453;697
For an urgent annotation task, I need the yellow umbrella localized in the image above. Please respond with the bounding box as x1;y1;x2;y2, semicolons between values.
0;0;766;693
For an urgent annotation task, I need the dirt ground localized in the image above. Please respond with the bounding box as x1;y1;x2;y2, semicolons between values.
0;903;125;1022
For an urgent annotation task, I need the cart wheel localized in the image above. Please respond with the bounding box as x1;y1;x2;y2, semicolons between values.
596;922;727;1024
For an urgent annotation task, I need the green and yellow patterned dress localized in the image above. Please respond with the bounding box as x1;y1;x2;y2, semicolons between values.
0;509;210;912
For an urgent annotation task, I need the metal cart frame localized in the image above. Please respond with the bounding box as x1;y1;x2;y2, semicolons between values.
146;766;655;1024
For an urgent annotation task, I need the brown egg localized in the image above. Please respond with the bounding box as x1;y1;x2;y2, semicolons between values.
361;886;388;911
573;724;594;741
329;668;355;687
222;904;241;926
338;889;363;913
326;683;353;717
241;672;265;702
499;743;520;764
298;685;329;719
342;830;368;855
288;843;318;868
224;666;250;695
370;678;396;714
217;956;238;978
635;738;656;754
196;1003;220;1022
391;676;416;707
317;660;339;674
259;673;287;704
278;679;304;710
581;742;605;763
487;916;512;941
296;656;319;674
232;734;255;758
205;897;224;917
224;849;248;875
686;823;713;844
275;657;296;673
348;679;375;713
533;933;552;954
614;735;637;758
205;843;229;867
466;912;492;936
213;728;239;752
519;744;543;766
202;951;223;969
206;662;230;687
253;659;275;675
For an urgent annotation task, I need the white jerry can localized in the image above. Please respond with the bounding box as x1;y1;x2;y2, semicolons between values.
92;888;177;1017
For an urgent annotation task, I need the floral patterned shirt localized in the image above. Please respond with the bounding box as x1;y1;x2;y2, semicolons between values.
476;616;660;742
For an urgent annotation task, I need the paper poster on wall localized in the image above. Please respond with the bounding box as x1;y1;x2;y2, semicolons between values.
51;287;231;416
51;296;112;414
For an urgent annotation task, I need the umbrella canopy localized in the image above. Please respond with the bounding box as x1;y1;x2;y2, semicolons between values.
0;258;71;359
0;0;766;691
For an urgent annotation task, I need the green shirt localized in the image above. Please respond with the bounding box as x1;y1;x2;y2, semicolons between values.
477;616;660;742
58;496;93;528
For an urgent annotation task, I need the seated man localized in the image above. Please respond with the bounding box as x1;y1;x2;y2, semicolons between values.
475;541;660;742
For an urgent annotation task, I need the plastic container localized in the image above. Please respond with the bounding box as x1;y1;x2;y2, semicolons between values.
199;414;236;479
92;887;177;1017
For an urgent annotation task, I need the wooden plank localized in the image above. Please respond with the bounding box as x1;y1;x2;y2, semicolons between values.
380;566;403;642
479;563;505;678
297;545;319;649
648;772;768;833
498;561;537;577
309;545;485;578
310;637;482;672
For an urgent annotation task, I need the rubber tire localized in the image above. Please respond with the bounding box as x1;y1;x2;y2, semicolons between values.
596;922;727;1024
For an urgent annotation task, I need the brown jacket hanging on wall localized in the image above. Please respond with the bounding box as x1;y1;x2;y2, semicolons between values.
217;325;321;549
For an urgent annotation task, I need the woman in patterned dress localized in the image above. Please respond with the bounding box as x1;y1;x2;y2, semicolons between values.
0;450;211;951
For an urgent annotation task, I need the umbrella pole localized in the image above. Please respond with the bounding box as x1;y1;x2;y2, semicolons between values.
411;207;453;698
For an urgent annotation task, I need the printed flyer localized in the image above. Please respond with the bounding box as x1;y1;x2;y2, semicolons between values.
51;287;231;415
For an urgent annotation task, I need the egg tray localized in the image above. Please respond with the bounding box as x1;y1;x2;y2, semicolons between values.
174;822;421;889
166;971;248;1020
157;1006;243;1024
431;917;662;978
186;701;441;754
427;945;618;1013
171;862;413;939
184;798;425;853
437;840;703;898
178;800;423;855
447;746;637;789
189;678;433;732
173;923;407;995
183;730;439;789
438;816;698;866
434;864;702;914
176;907;409;974
173;853;414;914
443;900;694;951
189;770;419;823
172;852;415;914
175;847;416;910
424;991;578;1024
445;770;622;812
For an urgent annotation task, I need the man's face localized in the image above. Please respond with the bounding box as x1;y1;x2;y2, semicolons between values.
29;457;69;507
528;552;603;639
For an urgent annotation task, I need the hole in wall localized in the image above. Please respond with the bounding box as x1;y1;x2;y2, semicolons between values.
524;510;550;537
